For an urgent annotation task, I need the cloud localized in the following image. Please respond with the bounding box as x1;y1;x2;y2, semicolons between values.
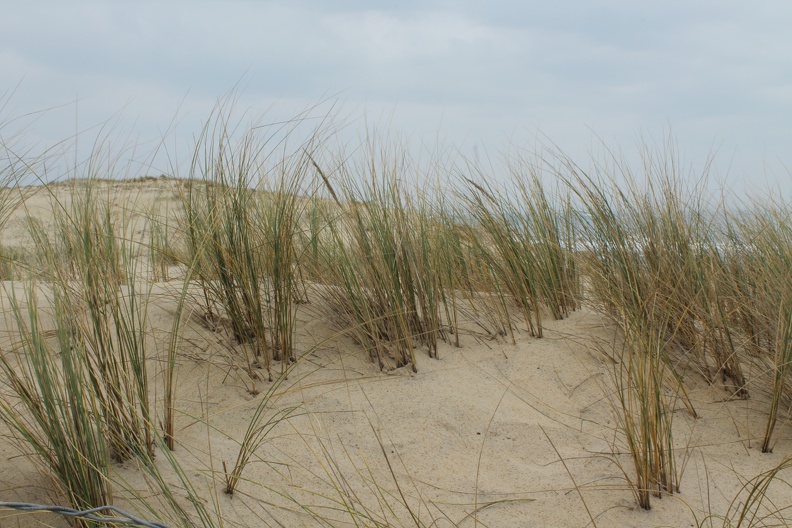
1;0;791;190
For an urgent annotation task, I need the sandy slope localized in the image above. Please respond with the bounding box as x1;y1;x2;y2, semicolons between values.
0;180;789;528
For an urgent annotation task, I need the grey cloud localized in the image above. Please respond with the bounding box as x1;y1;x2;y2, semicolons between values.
1;0;791;191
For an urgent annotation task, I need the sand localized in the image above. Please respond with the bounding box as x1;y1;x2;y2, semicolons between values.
0;179;789;528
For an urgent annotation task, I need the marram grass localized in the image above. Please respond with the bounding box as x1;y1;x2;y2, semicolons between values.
0;102;790;525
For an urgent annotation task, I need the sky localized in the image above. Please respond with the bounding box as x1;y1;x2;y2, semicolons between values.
1;1;791;194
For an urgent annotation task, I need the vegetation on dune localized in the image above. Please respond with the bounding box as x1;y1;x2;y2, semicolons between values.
0;99;790;525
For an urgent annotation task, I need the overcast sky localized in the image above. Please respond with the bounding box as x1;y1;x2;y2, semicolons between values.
1;1;791;193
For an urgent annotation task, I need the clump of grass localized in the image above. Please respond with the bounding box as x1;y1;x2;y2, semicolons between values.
432;194;472;347
260;145;315;369
181;124;272;384
723;200;792;452
180;102;327;387
310;138;450;371
34;179;156;461
454;156;579;340
560;146;708;508
1;277;222;528
609;313;685;508
575;176;687;507
509;156;580;318
456;174;527;340
0;283;113;526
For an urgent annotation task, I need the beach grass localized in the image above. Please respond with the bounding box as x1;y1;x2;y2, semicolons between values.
0;103;790;526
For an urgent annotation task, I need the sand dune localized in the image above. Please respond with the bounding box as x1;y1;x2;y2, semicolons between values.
0;179;789;528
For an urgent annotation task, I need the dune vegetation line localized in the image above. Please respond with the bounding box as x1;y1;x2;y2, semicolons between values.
0;98;790;527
